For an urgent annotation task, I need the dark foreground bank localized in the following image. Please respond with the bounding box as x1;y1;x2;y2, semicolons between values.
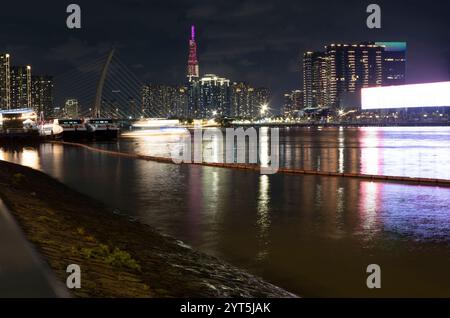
0;160;297;298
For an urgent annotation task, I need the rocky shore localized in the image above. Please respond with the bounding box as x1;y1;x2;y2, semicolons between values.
0;160;297;298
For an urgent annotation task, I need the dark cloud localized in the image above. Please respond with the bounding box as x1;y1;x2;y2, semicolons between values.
1;0;449;109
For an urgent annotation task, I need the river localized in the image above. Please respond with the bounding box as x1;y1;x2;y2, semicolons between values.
1;126;449;297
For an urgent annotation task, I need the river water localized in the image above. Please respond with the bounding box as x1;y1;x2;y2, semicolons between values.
1;126;449;297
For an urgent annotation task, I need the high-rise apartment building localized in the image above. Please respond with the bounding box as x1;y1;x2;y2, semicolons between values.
31;75;53;117
303;42;406;110
174;85;189;118
186;80;200;118
283;90;304;117
253;87;270;117
303;52;328;108
229;84;271;119
0;53;11;110
376;42;407;86
199;74;231;118
10;65;32;109
142;84;176;118
326;43;383;108
230;82;254;118
141;84;189;118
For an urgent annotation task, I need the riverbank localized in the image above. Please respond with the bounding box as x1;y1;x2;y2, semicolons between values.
0;160;297;298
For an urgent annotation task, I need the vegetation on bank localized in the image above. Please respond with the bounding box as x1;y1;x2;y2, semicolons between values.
0;160;296;298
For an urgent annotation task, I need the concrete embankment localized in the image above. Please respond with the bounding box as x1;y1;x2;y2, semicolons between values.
0;198;68;298
0;160;297;298
53;141;450;188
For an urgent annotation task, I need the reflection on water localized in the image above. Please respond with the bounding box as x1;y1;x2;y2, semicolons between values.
0;146;40;170
358;181;381;240
360;128;382;176
104;126;450;179
256;175;271;262
1;126;450;297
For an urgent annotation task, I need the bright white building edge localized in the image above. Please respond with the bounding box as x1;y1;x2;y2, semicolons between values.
361;81;450;110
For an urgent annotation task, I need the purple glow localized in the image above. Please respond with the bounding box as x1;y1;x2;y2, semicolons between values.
191;25;195;40
361;81;450;110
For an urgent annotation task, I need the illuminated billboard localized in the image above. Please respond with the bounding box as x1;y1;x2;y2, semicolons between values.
361;81;450;110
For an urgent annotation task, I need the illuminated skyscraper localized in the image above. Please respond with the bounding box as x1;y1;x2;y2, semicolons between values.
187;25;200;81
142;84;177;118
283;90;304;117
253;87;270;117
199;74;230;118
187;80;200;118
0;53;11;110
174;85;188;118
230;84;270;119
31;75;53;117
376;42;407;86
303;42;406;110
231;82;253;118
326;43;383;108
10;65;32;109
186;25;201;118
303;52;328;108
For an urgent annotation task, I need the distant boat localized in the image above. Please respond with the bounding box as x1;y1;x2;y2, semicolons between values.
85;118;120;140
0;108;40;140
54;119;89;141
39;123;63;138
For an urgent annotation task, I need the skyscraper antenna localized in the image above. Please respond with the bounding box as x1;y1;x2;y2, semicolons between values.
191;25;195;40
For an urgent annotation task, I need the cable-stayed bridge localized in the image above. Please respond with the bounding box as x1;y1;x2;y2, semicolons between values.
54;49;164;120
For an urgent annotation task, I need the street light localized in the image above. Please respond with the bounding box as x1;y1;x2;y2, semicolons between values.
260;103;269;115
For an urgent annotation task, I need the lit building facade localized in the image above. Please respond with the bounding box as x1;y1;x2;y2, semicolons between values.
376;42;407;86
185;25;201;118
183;25;268;120
230;82;254;118
31;75;53;117
174;85;189;118
283;90;304;117
303;52;328;108
10;65;32;109
199;74;231;118
253;87;270;116
326;43;383;109
127;98;139;119
303;42;406;110
187;25;200;82
142;84;176;118
230;84;271;119
186;80;200;118
64;98;79;118
0;53;11;110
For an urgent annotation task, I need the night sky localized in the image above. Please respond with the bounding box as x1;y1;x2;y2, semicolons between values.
1;0;450;109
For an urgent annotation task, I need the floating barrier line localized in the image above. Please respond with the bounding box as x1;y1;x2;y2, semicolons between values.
50;141;450;188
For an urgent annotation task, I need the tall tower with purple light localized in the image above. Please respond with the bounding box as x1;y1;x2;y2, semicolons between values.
187;25;200;81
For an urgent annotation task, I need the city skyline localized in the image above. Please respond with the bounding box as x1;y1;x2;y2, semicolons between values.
0;0;449;110
1;1;450;302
